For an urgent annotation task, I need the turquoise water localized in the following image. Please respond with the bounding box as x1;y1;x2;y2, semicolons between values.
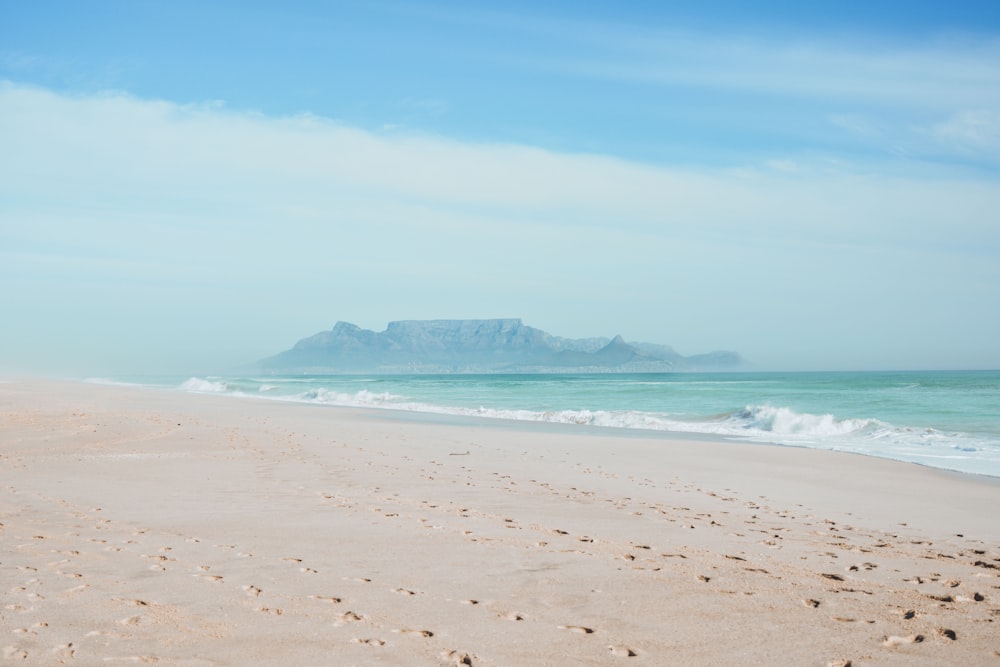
93;371;1000;478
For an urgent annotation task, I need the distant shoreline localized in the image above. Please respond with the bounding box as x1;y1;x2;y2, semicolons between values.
72;370;1000;479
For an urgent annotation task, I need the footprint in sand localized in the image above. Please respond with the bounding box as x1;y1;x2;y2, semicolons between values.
392;588;417;596
558;625;594;634
257;607;283;615
883;634;924;647
608;645;637;657
51;643;75;659
442;649;474;665
243;585;262;597
3;645;29;660
396;629;434;638
336;611;365;624
308;595;341;603
500;611;524;621
352;638;385;646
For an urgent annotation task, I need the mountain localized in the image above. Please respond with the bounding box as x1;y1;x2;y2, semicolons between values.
259;319;744;373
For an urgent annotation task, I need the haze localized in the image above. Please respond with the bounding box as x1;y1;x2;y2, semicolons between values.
2;1;999;375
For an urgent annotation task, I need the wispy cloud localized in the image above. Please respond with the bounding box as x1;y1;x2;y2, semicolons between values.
829;114;882;138
931;109;1000;153
484;13;1000;165
502;12;1000;108
2;52;43;71
2;81;996;246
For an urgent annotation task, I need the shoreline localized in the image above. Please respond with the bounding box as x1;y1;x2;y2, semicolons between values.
2;378;999;665
352;403;1000;484
82;373;1000;480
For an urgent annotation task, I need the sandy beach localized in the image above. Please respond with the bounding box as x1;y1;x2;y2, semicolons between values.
2;379;999;666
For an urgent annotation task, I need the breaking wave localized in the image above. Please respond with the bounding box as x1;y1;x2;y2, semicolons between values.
170;376;1000;477
179;377;231;393
723;405;881;439
294;387;404;406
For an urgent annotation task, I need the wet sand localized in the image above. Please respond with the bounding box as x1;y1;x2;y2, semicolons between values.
2;379;999;665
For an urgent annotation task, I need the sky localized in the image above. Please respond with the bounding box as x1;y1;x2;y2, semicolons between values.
2;0;999;374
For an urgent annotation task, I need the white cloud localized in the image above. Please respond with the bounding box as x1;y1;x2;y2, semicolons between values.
931;109;1000;153
2;52;43;70
540;21;1000;110
3;81;995;242
511;20;1000;165
1;82;998;372
829;113;881;138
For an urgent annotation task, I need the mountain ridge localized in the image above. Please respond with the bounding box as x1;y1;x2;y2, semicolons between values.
259;319;744;373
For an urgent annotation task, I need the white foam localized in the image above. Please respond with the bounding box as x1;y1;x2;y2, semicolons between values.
84;377;146;387
726;405;878;439
291;387;403;407
179;377;230;393
156;377;1000;478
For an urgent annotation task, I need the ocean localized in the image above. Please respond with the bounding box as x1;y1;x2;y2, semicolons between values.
91;370;1000;478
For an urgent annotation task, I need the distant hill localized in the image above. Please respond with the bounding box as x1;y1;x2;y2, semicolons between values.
259;319;744;373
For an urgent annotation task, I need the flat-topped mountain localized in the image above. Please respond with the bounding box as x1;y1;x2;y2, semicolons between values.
259;319;743;373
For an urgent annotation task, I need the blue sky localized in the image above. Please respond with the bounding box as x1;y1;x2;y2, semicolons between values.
2;1;999;373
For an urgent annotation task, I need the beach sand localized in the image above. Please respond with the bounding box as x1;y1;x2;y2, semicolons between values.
2;379;999;666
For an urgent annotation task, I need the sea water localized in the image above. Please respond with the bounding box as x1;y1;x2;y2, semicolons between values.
91;371;1000;478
